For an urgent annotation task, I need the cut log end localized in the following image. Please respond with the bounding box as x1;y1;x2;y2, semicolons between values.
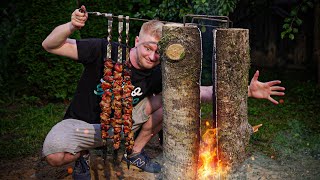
165;43;185;61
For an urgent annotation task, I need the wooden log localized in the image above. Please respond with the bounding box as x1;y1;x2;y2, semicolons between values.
214;28;252;171
161;23;202;180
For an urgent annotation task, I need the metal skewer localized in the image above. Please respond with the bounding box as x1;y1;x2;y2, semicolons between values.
117;15;124;63
125;16;130;64
106;13;113;60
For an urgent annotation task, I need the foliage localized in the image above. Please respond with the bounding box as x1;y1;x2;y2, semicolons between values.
0;0;28;102
281;0;314;40
18;0;83;100
193;0;239;15
0;0;83;102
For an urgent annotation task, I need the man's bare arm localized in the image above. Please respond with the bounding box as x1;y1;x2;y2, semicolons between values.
200;71;285;104
42;22;78;59
42;6;88;60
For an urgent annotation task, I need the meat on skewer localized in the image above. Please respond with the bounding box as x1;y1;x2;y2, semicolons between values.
122;61;134;154
100;58;114;139
99;25;135;155
111;62;123;150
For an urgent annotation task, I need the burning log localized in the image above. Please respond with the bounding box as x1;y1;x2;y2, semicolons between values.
161;23;202;180
214;28;252;172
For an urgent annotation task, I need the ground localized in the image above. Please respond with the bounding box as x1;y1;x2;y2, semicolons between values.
1;135;319;180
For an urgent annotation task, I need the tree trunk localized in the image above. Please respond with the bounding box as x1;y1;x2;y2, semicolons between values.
214;28;252;171
161;23;202;180
314;1;320;85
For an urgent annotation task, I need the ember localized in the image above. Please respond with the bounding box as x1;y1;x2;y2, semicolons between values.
198;127;228;179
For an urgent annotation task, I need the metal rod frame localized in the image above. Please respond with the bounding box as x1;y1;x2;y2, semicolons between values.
86;10;232;28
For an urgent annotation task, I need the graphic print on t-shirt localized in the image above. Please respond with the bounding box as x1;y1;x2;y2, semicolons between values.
94;78;143;106
131;87;143;105
94;79;105;96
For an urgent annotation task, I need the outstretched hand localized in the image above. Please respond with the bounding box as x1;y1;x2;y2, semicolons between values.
71;5;88;30
248;70;285;104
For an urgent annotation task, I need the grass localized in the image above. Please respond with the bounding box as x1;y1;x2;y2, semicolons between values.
247;77;320;160
0;72;319;161
0;103;67;159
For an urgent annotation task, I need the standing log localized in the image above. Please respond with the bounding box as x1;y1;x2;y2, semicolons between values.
214;28;252;171
161;23;202;180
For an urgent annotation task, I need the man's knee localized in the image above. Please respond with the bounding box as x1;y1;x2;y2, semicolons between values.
45;153;64;167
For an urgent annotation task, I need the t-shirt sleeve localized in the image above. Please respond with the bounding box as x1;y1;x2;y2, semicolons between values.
76;38;105;65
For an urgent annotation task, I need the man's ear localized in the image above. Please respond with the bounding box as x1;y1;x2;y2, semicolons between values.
135;36;139;47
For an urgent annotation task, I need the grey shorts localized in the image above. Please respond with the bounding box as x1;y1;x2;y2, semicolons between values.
42;98;149;157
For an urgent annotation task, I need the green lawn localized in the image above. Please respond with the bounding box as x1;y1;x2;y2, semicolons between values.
0;103;67;159
247;79;320;159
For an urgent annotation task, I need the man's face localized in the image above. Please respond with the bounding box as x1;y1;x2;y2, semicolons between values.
134;34;160;70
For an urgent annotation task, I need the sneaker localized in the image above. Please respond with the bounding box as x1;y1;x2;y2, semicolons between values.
72;154;91;180
122;150;162;173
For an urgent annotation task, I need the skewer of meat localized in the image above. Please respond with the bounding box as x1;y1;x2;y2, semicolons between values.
112;64;123;150
123;16;135;155
100;14;113;140
112;15;124;150
99;15;134;161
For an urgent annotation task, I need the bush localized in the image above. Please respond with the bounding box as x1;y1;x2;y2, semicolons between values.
1;0;83;101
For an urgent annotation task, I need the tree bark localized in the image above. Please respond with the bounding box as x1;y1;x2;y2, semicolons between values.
161;23;202;180
214;28;252;171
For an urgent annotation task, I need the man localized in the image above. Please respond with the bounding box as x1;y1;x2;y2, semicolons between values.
42;5;285;179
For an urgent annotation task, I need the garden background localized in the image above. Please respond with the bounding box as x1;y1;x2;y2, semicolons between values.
1;0;319;179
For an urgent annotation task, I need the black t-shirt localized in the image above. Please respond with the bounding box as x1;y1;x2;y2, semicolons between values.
63;38;162;124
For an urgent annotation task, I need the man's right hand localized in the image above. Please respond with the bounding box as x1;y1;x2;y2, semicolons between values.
71;5;88;30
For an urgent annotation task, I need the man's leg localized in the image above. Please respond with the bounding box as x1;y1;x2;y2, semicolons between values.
46;152;80;167
132;94;162;153
42;119;103;166
122;94;163;173
43;119;103;179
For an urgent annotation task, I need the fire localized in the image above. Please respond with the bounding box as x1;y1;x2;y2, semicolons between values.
198;127;227;179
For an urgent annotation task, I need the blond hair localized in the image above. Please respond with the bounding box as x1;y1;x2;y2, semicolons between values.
139;20;164;40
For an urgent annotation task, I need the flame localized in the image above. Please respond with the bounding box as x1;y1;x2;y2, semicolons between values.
198;128;228;179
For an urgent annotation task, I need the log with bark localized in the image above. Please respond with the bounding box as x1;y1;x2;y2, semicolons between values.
214;28;252;171
161;23;202;180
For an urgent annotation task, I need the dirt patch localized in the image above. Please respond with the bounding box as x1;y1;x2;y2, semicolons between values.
0;155;73;180
229;152;320;179
0;135;163;180
1;135;319;180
